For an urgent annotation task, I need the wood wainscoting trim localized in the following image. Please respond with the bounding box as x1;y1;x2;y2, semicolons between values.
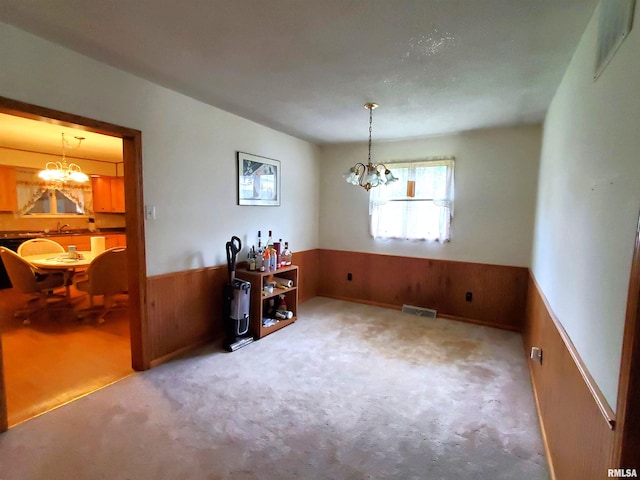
146;264;228;364
527;363;558;480
145;249;319;367
316;293;524;333
317;249;529;331
529;273;615;428
525;272;615;480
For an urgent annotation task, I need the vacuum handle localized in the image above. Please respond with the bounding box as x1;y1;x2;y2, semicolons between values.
226;236;242;283
230;236;241;253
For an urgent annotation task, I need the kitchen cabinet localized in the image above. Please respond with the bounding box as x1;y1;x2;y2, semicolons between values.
236;265;298;339
0;165;18;212
92;176;125;213
49;233;126;251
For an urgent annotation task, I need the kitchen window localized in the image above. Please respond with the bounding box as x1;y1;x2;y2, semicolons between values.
16;168;90;216
369;157;454;242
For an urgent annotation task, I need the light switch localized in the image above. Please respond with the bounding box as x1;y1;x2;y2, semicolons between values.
145;205;156;220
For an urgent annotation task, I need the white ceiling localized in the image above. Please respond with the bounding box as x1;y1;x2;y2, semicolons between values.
0;113;123;162
0;0;599;144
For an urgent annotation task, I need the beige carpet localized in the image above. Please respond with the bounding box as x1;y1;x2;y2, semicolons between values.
0;297;549;479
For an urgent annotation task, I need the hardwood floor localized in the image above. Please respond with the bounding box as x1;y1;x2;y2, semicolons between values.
0;285;133;427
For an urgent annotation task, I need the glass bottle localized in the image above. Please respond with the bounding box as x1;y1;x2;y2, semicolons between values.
263;246;271;271
275;238;283;266
265;230;275;270
247;247;256;271
255;230;264;271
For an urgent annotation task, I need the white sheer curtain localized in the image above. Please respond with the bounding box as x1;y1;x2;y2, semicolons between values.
15;168;93;215
16;169;47;215
369;157;455;242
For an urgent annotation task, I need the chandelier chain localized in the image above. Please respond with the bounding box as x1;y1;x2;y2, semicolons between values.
368;106;373;165
343;102;397;191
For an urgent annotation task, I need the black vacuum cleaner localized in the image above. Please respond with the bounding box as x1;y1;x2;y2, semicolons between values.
222;235;254;352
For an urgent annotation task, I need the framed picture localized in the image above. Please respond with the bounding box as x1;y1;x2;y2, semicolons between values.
237;151;281;206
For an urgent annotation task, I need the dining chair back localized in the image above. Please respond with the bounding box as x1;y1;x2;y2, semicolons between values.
75;246;128;322
0;246;67;324
17;238;65;257
18;237;73;297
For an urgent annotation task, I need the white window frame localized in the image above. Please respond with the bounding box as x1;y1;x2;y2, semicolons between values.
369;156;455;242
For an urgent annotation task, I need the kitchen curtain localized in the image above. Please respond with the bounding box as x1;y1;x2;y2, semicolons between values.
15;168;93;215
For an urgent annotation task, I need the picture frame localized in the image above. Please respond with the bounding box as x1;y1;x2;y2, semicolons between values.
237;151;281;206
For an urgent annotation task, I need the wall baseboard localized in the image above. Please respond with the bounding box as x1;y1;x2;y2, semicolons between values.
318;293;523;333
317;249;529;331
525;272;615;480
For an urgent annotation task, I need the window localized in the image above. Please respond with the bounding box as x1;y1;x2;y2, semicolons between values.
27;189;85;215
369;157;454;242
15;168;90;216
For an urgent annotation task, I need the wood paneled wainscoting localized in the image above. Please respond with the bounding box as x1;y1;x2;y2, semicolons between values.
145;249;319;366
317;249;529;331
525;273;615;480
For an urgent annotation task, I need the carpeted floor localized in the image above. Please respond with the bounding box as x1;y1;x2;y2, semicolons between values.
0;297;549;479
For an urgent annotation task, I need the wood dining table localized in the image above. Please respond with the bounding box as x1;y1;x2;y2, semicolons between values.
23;251;96;298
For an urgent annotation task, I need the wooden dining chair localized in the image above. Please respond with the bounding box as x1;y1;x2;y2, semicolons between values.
0;247;67;325
74;247;128;322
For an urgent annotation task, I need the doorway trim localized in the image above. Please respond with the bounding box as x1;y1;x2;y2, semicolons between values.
613;213;640;465
0;96;149;432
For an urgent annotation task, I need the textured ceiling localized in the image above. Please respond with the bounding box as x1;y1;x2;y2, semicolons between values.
0;0;598;144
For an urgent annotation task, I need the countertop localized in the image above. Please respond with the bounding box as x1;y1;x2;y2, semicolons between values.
0;228;126;240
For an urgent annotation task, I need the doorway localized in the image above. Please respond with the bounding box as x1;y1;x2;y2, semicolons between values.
0;96;148;432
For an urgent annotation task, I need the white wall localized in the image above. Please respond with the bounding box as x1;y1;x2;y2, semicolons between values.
319;125;541;267
0;23;320;276
531;4;640;409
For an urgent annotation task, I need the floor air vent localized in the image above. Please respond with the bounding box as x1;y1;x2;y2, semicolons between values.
401;305;437;318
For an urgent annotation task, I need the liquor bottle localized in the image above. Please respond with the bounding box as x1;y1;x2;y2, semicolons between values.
266;230;275;270
275;238;283;266
247;247;256;271
255;230;264;271
256;250;264;271
263;246;271;272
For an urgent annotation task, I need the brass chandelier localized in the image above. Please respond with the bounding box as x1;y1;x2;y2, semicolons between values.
344;102;398;191
38;132;89;186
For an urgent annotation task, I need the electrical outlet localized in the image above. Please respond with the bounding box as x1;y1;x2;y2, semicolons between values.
347;273;352;281
465;292;472;302
530;347;543;365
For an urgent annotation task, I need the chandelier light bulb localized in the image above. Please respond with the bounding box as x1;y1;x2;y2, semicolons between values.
38;132;89;187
